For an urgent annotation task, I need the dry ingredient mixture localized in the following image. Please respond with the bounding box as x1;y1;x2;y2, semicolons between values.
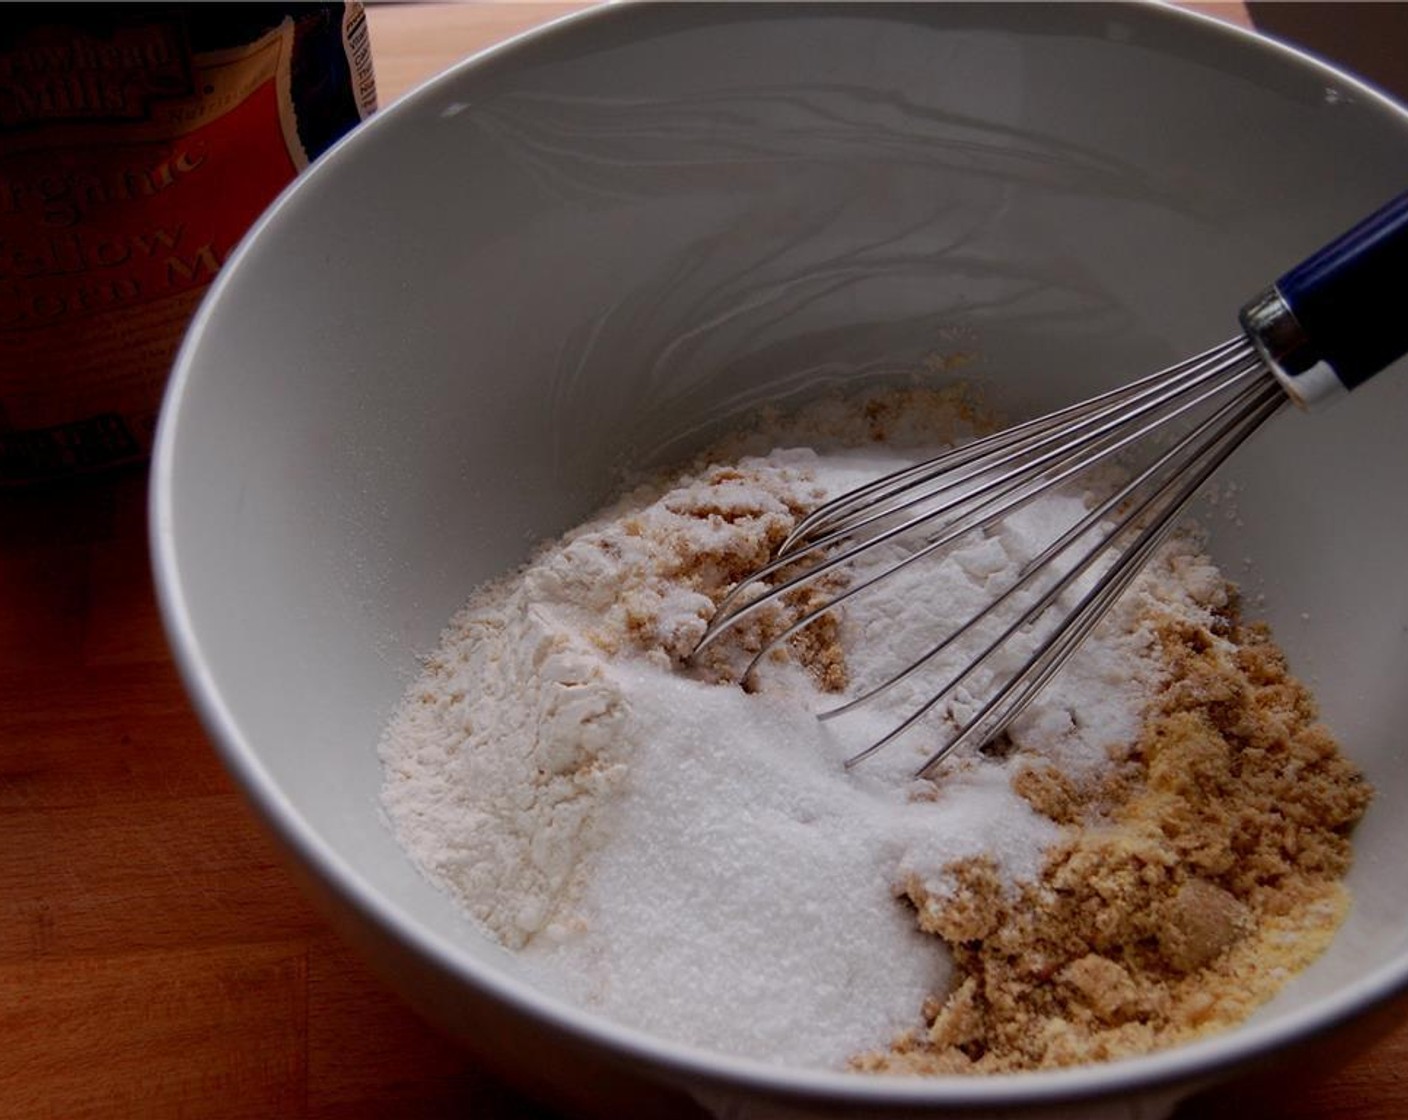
378;386;1369;1073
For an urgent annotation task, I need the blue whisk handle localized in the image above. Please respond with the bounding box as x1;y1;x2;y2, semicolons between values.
1241;189;1408;406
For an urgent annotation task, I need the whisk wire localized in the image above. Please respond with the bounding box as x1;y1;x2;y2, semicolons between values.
780;338;1251;551
716;340;1265;685
698;340;1259;661
821;354;1270;726
838;369;1281;775
907;375;1287;778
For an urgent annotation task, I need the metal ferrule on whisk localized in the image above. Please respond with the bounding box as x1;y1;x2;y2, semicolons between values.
1239;286;1346;409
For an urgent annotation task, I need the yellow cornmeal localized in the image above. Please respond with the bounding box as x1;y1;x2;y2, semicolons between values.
855;600;1371;1074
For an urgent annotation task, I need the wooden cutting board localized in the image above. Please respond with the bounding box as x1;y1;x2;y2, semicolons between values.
5;5;1404;1118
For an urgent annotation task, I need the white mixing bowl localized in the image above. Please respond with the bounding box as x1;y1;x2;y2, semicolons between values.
151;4;1408;1117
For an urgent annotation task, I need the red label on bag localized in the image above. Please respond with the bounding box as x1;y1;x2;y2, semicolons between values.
0;6;374;482
0;78;298;331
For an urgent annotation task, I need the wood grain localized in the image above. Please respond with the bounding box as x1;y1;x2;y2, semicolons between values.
366;2;590;101
5;4;1405;1119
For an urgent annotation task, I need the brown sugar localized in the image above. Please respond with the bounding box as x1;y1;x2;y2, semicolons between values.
855;596;1371;1074
603;460;853;691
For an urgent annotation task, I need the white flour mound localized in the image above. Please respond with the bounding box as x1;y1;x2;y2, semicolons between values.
378;388;1228;1069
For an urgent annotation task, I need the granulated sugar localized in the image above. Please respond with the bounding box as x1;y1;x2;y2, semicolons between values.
378;386;1366;1071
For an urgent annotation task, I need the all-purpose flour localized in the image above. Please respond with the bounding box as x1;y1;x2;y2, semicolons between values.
378;388;1235;1069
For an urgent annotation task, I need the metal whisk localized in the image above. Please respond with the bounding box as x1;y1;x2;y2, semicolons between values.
696;190;1408;779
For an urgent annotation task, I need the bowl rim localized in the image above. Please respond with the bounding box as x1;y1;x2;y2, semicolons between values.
151;0;1408;1108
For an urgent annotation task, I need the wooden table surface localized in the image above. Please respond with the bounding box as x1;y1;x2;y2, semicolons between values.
6;4;1405;1118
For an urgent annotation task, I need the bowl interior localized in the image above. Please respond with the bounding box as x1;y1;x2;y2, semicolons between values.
155;1;1408;1101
